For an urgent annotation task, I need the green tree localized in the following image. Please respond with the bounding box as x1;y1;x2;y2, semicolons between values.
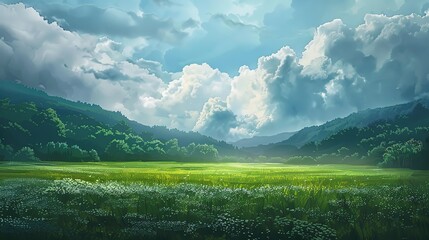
189;144;218;160
367;145;385;163
104;139;132;161
187;143;196;155
113;121;133;134
88;149;100;162
165;139;187;157
130;144;146;160
70;145;84;161
0;139;14;161
43;108;66;137
40;142;69;161
32;108;66;142
337;147;350;156
144;140;166;160
13;147;39;161
380;139;423;168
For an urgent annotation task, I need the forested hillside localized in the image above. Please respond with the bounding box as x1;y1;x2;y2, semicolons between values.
247;103;429;169
1;82;428;168
0;82;237;161
0;82;236;151
231;131;296;148
280;99;429;147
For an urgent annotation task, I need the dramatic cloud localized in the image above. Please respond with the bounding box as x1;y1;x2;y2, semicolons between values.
193;98;238;141
0;3;164;114
2;2;429;141
227;12;429;136
137;63;231;130
4;0;428;75
47;6;186;43
1;0;186;43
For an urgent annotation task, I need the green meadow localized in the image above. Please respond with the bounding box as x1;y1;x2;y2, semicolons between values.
1;162;429;239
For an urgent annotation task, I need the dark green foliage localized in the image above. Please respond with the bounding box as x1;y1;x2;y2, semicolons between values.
0;81;235;155
188;143;219;160
113;120;133;134
13;147;39;161
0;101;66;147
2;81;429;167
0;140;14;161
31;108;66;143
280;100;429;147
0;82;224;161
1;172;428;240
88;149;100;162
38;142;100;162
165;139;187;158
246;102;429;169
366;145;385;164
144;140;166;160
104;139;132;161
144;126;237;155
379;139;423;168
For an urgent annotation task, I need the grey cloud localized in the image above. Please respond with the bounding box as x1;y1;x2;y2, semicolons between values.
84;58;173;83
182;18;199;29
212;14;259;29
135;58;173;81
228;12;429;137
193;98;238;141
47;5;186;43
323;14;429;104
0;5;91;99
85;68;129;81
3;2;429;142
261;0;429;55
0;3;165;119
1;1;187;43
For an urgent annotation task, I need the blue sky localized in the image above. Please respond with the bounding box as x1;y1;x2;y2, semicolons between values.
1;0;429;141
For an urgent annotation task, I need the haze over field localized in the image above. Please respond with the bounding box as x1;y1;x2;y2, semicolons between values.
2;0;429;141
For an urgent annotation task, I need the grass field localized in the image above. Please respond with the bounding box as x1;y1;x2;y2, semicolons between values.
1;161;429;239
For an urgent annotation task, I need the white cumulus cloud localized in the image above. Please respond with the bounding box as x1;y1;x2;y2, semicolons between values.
2;3;429;142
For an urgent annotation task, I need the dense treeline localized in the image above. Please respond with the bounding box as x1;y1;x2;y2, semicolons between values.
0;99;218;162
0;81;236;155
249;104;429;169
1;81;429;169
2;97;429;168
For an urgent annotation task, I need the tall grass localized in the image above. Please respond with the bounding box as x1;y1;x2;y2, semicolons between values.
0;162;428;239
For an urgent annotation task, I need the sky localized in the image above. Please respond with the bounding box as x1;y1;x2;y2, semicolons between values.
1;0;429;141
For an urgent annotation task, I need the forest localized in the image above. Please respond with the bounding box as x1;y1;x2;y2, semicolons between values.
1;82;429;169
0;99;219;162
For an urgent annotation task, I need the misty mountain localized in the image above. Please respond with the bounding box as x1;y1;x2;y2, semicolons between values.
231;132;296;148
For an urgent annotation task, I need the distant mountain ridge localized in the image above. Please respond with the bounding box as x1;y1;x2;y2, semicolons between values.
231;131;296;148
0;81;236;154
279;98;429;148
242;100;429;170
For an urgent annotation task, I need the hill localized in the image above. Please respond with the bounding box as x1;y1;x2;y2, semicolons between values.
231;131;296;148
245;101;429;169
279;99;429;148
0;81;237;161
